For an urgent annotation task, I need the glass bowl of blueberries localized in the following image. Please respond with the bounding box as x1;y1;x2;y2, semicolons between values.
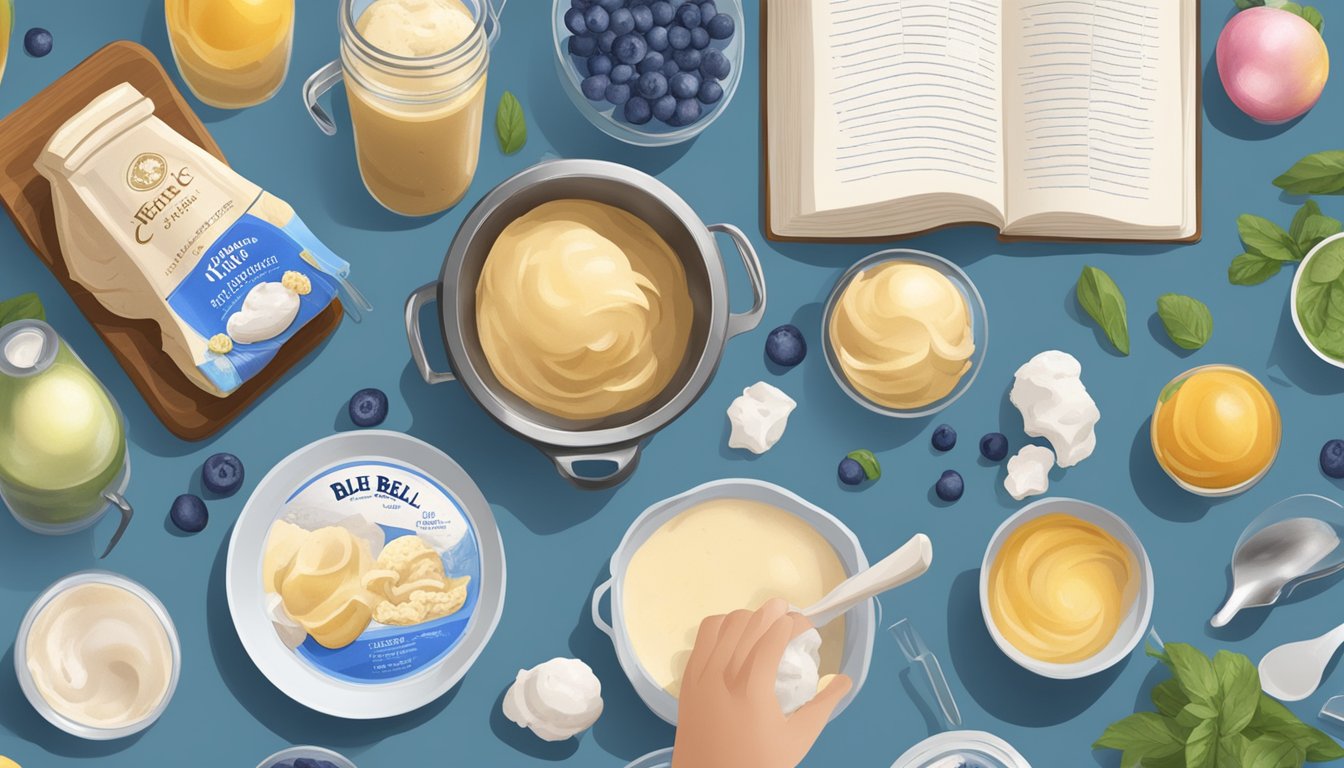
552;0;744;146
255;746;357;768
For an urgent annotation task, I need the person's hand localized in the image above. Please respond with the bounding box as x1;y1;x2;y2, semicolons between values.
671;598;853;768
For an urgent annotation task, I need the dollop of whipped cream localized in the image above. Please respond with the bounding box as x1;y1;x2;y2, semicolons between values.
1005;445;1054;501
777;628;823;714
503;658;604;742
477;200;693;421
727;381;796;454
1009;351;1099;468
226;281;299;345
829;261;974;410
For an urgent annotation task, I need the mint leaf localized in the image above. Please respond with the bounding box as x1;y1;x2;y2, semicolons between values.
1076;265;1129;355
1275;151;1344;195
1309;239;1344;283
1156;294;1213;350
1244;734;1305;768
1229;252;1283;285
495;91;527;155
1298;214;1343;253
1093;711;1183;768
1291;200;1322;241
1166;643;1220;706
1186;718;1219;768
0;293;44;327
1219;734;1250;767
846;449;881;480
1297;280;1331;336
1239;214;1301;261
1214;649;1260;735
1152;678;1189;718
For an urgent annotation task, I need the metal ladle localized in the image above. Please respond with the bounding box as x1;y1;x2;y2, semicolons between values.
1211;495;1344;628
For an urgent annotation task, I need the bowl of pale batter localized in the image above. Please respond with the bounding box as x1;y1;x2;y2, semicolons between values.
406;159;766;489
589;478;876;725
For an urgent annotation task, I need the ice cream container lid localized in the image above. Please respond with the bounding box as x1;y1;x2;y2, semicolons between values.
226;430;506;719
891;731;1031;768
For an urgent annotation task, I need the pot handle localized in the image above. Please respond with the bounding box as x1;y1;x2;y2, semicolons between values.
405;282;457;385
591;578;614;639
549;443;641;490
709;223;766;339
303;60;343;137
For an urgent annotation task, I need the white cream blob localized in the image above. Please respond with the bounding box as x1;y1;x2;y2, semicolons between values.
502;658;604;741
1004;445;1055;501
777;628;823;714
226;281;300;344
727;382;797;454
1010;351;1099;468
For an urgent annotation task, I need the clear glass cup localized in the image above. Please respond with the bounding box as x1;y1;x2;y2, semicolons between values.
305;0;505;217
165;0;295;109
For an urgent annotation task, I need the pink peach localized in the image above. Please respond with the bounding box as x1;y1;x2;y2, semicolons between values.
1217;6;1329;124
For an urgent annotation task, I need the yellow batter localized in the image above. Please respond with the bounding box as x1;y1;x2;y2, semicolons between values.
1152;366;1281;492
988;513;1138;664
829;261;974;410
622;498;848;697
477;199;693;421
165;0;293;109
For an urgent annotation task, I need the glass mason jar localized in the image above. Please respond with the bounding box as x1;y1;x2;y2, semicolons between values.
304;0;505;217
165;0;295;109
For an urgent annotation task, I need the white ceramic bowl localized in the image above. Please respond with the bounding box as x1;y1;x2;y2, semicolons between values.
1291;231;1344;369
15;570;181;740
979;498;1154;680
891;731;1031;768
591;479;876;725
625;748;674;768
256;746;357;768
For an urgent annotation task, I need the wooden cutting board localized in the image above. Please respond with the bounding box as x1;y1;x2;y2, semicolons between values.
0;40;342;441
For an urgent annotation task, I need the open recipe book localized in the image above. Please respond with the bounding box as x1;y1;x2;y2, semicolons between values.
764;0;1200;242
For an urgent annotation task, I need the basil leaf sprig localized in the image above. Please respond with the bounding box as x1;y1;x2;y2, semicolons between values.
0;293;44;327
1229;202;1343;286
1094;642;1344;768
1156;294;1213;350
495;91;527;155
1076;265;1130;355
1235;0;1325;31
1276;151;1344;195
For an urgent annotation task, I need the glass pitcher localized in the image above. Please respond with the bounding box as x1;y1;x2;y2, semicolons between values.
165;0;296;109
0;320;133;557
304;0;505;217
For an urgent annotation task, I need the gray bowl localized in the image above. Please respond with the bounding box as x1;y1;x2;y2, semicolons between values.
406;160;765;489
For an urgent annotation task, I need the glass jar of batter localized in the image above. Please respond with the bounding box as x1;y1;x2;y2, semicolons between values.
165;0;295;109
304;0;505;217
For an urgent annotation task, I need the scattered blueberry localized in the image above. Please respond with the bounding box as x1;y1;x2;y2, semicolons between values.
581;73;611;101
349;387;389;428
669;71;699;99
652;94;677;121
584;5;610;33
675;3;702;29
609;7;635;35
638;51;665;73
565;7;589;34
701;48;731;79
690;26;710;50
588;53;613;75
170;494;208;533
631;4;654;32
624;96;653;124
201;453;245;496
707;13;734;40
638;70;669;99
24;28;53;58
610;63;635;84
670;97;701;126
614;32;647;64
765;324;807;367
672;47;702;72
650;0;675;25
569;34;597;57
931;424;957;452
935;470;964;502
979;432;1009;462
645;25;669;51
838;457;866;486
698;79;723;104
668;25;691;50
597;29;617;53
1323;439;1344;478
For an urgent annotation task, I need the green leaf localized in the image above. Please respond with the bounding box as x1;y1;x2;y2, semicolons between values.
846;449;881;480
1156;294;1214;350
1229;252;1284;285
1239;214;1301;261
1152;678;1190;718
1298;214;1343;254
1219;734;1250;768
1093;711;1184;767
1076;265;1130;355
1253;694;1306;734
1275;151;1344;195
1177;701;1218;729
1244;734;1306;768
0;293;44;327
1166;643;1220;706
1213;650;1260;735
1291;200;1322;241
1308;238;1344;283
1186;718;1220;768
1300;6;1325;32
1296;280;1331;336
495;91;527;155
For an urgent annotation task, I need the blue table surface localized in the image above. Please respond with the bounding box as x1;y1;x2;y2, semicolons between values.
2;2;1343;766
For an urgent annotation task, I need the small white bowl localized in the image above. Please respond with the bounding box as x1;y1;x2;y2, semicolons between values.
978;498;1154;680
1291;231;1344;369
15;570;181;740
256;746;358;768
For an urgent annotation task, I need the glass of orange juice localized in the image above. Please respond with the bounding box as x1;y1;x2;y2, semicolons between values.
165;0;294;109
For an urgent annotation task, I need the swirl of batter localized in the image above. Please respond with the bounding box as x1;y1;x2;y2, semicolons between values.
1152;367;1280;491
476;200;693;420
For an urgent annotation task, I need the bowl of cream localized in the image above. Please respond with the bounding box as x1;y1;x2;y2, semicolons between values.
980;498;1154;679
823;249;987;418
591;479;876;725
16;570;180;740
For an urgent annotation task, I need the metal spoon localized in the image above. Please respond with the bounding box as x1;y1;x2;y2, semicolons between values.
1211;496;1344;628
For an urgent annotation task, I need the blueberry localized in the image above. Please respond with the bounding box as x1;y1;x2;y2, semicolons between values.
699;2;718;21
650;0;675;25
1322;439;1344;478
637;70;668;99
690;26;710;49
661;59;680;78
631;5;654;32
931;424;957;452
838;457;866;486
669;71;699;99
979;432;1009;462
700;48;731;79
571;0;590;7
645;25;669;51
765;324;807;367
349;387;389;428
588;53;613;76
565;7;589;34
596;0;622;10
605;82;631;105
610;63;634;84
598;30;617;53
584;5;609;33
569;34;597;57
668;25;691;50
706;13;734;40
935;470;964;502
614;32;647;64
670;97;701;125
652;94;677;121
671;47;702;72
638;51;665;74
170;494;208;533
676;3;702;28
202;452;245;496
24;28;53;58
698;79;723;104
294;760;320;768
581;73;611;101
609;7;635;35
624;96;653;124
269;762;296;768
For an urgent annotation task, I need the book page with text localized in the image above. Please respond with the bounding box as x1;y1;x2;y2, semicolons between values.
1002;0;1184;229
809;0;1005;219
